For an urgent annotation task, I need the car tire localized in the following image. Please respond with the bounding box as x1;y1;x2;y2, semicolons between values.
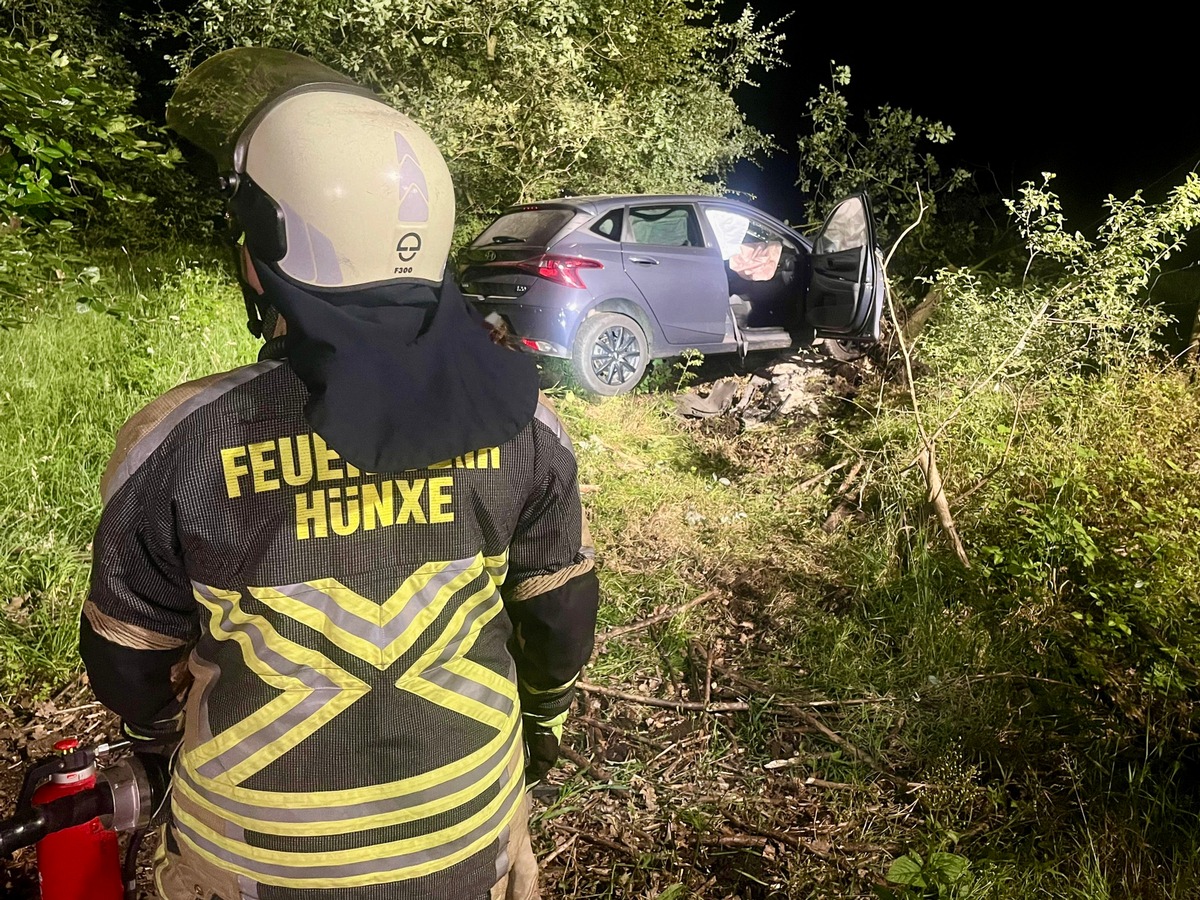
571;313;649;397
821;338;863;361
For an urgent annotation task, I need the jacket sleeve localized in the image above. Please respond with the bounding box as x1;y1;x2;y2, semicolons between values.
502;398;599;726
79;409;199;737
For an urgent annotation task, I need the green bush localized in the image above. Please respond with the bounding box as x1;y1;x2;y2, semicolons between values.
917;175;1200;379
0;33;181;232
0;251;254;696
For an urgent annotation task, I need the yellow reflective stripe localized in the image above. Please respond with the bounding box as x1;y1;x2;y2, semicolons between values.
171;732;523;837
173;764;524;883
189;585;368;779
519;674;579;696
219;685;364;787
384;558;490;663
399;582;500;681
483;550;509;585
394;582;511;729
403;679;511;731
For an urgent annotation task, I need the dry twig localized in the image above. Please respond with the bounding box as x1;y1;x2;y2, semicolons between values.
577;681;749;713
560;743;613;782
547;823;638;859
793;461;848;494
593;590;720;648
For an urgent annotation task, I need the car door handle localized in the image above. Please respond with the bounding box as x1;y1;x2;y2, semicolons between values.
628;256;659;266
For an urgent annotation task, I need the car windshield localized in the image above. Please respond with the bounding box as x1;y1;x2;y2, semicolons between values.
473;209;574;247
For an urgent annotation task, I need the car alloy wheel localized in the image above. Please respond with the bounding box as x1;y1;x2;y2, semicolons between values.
591;324;643;386
571;312;649;397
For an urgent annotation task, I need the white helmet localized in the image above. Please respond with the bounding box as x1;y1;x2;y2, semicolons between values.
167;48;454;287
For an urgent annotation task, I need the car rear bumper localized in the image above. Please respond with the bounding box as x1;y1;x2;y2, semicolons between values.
467;297;575;358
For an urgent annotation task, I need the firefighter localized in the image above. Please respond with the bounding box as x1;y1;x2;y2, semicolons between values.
78;48;599;900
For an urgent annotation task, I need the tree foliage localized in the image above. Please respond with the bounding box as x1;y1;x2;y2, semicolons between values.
156;0;786;236
919;173;1200;378
0;33;180;232
795;62;975;276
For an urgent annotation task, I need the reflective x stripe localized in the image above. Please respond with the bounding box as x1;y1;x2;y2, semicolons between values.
189;583;369;785
180;552;522;880
248;553;508;671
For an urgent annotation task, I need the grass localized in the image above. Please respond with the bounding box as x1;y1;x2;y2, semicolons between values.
3;247;1200;899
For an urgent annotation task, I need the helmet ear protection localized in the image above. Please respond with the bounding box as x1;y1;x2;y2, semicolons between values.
214;174;284;339
223;173;287;263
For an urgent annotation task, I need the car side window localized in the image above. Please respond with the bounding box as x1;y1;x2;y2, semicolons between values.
703;207;799;283
626;205;703;247
590;209;623;241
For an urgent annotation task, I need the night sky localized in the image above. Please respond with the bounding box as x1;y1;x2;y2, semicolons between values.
122;1;1200;235
728;10;1200;231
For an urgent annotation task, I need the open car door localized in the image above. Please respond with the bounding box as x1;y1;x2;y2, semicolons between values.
803;193;885;341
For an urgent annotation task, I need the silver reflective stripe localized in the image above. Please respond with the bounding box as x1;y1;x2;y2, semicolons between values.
174;725;519;825
174;776;524;882
192;583;359;780
422;664;514;717
533;399;574;453
493;822;511;885
103;360;283;504
266;557;479;649
486;557;509;584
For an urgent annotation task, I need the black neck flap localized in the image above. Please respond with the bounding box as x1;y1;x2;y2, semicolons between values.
254;262;541;472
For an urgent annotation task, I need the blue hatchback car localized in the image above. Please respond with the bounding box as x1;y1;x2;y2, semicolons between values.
457;193;886;395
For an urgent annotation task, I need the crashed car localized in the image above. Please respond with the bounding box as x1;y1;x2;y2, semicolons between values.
457;193;886;396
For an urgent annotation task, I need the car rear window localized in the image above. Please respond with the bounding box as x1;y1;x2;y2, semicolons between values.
472;209;574;247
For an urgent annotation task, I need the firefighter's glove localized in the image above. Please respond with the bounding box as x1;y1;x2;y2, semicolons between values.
122;715;183;755
522;711;566;788
123;717;182;825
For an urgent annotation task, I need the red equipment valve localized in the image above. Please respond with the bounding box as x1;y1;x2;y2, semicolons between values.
30;740;123;900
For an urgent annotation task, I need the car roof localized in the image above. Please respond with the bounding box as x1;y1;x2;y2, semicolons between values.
501;194;803;233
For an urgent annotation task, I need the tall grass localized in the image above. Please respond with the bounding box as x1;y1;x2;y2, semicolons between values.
0;250;254;699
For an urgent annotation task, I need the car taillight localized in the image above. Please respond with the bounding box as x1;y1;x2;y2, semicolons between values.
517;254;602;289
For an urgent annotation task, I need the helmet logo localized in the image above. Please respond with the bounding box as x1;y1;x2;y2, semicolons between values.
395;133;430;222
397;233;422;262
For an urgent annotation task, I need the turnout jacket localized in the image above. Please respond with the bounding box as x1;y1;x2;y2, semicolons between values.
80;359;599;899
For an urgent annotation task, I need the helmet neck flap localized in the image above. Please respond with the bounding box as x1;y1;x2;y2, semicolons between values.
253;259;540;472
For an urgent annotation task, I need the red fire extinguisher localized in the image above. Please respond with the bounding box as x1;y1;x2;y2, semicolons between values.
0;737;168;900
30;738;123;900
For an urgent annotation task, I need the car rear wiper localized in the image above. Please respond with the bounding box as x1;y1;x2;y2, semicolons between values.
486;236;525;244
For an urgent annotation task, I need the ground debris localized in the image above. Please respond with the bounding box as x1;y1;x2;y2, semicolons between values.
675;343;872;433
533;585;916;899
